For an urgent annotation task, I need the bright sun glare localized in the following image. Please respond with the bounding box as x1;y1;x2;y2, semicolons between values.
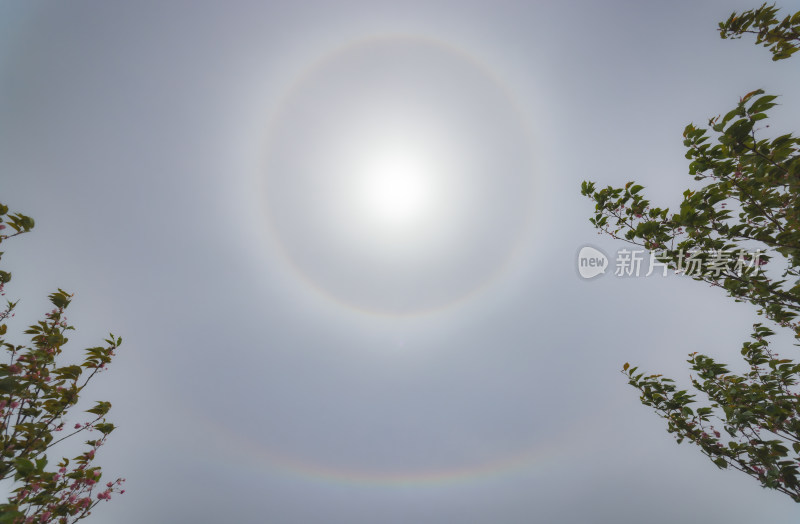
263;38;535;312
354;144;438;230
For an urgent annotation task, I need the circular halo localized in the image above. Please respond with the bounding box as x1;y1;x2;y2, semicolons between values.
261;35;537;316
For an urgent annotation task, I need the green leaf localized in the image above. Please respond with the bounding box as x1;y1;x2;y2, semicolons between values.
0;377;16;394
0;507;24;524
13;458;34;476
48;289;72;309
750;94;778;114
95;422;115;435
87;401;112;416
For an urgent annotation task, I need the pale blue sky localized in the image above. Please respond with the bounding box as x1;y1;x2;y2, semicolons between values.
3;1;800;522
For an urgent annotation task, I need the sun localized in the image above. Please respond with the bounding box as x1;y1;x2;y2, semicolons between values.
261;37;536;313
354;143;438;230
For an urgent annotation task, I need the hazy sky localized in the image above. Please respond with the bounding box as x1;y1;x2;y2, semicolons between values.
3;1;800;523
